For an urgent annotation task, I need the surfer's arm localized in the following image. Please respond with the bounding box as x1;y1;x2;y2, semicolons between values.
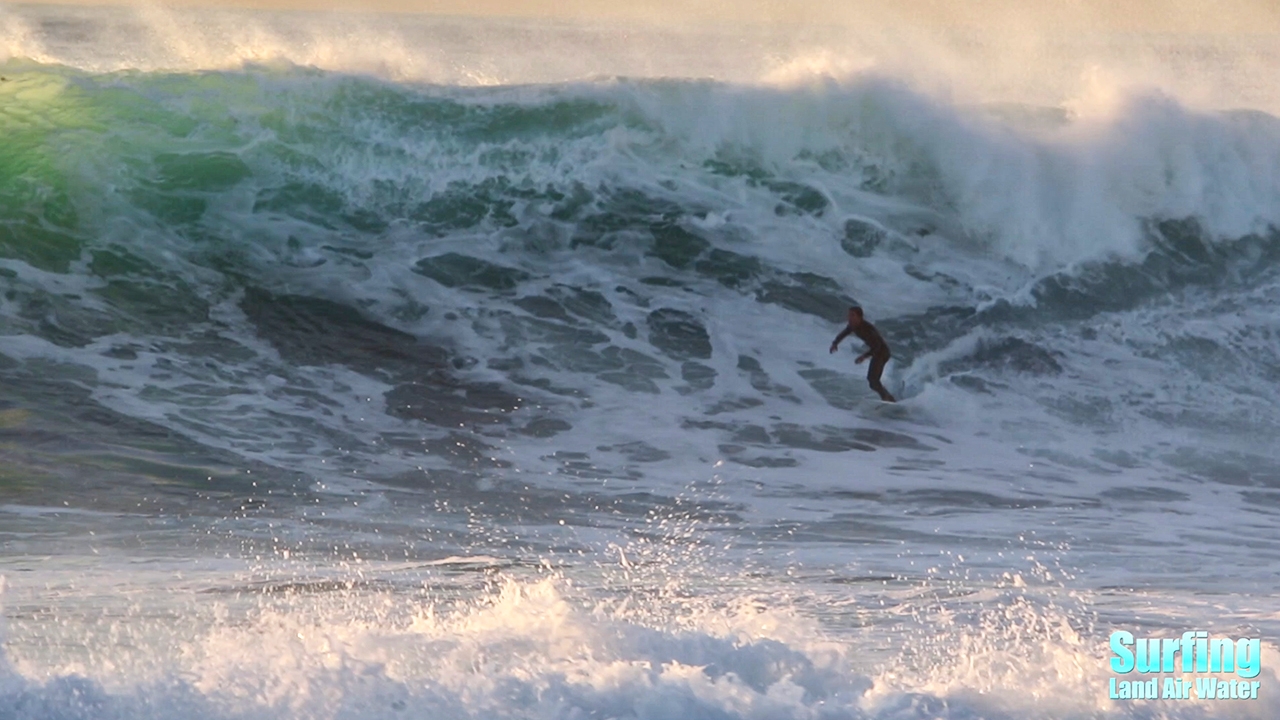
829;325;854;352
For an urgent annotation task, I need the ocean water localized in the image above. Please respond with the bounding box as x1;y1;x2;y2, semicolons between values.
1;4;1279;718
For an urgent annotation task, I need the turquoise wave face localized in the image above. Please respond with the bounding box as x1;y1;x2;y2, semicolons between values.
1;60;1279;501
0;64;878;337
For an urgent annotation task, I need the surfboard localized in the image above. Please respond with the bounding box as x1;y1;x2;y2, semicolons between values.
868;399;910;419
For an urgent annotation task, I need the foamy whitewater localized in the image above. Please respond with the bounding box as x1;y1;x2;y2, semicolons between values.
1;3;1279;718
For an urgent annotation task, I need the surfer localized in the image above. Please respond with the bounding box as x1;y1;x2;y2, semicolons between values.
829;306;896;402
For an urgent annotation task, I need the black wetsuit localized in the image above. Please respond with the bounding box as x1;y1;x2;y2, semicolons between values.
834;321;895;402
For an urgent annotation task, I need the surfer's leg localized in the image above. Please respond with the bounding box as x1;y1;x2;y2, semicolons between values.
867;353;896;403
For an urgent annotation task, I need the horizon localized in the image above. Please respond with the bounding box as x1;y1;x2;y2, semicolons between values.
6;0;1280;35
4;0;1279;114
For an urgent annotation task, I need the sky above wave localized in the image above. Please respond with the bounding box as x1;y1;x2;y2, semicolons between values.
7;0;1279;35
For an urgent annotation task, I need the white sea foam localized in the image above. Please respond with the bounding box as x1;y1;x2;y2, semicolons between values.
2;568;1277;720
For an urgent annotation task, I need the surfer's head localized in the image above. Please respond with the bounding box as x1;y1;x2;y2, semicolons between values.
848;306;864;325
